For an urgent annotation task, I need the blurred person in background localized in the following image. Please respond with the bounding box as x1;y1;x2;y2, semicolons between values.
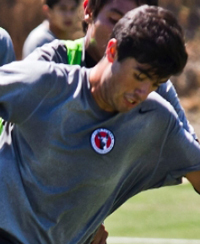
0;27;16;134
22;0;81;58
26;0;158;68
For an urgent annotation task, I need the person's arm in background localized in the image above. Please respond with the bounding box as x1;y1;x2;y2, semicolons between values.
91;224;108;244
156;80;198;140
0;28;16;65
24;39;69;64
186;170;200;194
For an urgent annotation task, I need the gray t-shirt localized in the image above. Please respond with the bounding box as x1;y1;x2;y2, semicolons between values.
25;39;197;139
22;20;56;58
0;60;200;244
0;27;16;66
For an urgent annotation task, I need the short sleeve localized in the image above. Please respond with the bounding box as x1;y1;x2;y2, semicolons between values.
0;60;59;124
157;80;197;139
157;112;200;186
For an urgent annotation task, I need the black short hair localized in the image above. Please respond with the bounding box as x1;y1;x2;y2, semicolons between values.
88;0;158;19
111;5;188;79
45;0;80;9
82;0;158;32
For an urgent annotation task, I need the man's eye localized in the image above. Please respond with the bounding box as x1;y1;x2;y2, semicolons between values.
108;18;119;25
134;73;146;81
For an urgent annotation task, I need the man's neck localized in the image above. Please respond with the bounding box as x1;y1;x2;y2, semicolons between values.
49;23;72;40
84;27;102;64
89;60;114;113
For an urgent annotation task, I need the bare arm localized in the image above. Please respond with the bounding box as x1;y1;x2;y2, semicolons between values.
91;224;108;244
185;170;200;194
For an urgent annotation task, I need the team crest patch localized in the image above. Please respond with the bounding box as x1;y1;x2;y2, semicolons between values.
91;128;115;154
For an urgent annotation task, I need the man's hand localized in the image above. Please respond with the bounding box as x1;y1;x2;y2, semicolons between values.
91;224;108;244
185;170;200;194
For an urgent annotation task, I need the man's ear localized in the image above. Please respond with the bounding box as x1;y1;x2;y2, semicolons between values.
42;4;51;19
83;0;93;24
106;39;118;63
83;0;89;9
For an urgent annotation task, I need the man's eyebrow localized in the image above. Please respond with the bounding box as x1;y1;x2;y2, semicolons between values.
109;8;124;16
135;67;152;79
136;67;168;85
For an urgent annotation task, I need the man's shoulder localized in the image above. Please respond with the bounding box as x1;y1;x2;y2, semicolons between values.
38;60;87;81
42;39;68;54
27;21;52;37
25;29;54;47
143;92;174;109
140;92;178;120
24;59;84;75
24;37;85;65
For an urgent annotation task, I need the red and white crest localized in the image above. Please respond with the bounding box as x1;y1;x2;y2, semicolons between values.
91;128;115;154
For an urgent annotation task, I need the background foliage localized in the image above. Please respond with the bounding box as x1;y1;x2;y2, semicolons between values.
105;183;200;239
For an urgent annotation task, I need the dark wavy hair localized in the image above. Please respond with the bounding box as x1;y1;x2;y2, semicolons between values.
82;0;158;32
111;5;188;79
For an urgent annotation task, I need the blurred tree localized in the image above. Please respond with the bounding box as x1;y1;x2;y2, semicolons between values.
0;0;44;59
159;0;200;111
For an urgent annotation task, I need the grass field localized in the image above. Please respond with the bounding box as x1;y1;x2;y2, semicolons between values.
105;182;200;240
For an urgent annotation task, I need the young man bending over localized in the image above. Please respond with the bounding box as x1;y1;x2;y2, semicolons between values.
0;6;200;244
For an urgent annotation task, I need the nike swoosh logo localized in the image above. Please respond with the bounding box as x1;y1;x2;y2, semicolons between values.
139;108;156;114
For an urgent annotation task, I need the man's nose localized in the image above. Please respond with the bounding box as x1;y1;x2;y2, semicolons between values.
65;10;74;17
134;82;154;100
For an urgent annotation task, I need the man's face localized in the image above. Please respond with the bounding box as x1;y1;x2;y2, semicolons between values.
48;0;78;32
86;0;138;61
101;57;167;113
